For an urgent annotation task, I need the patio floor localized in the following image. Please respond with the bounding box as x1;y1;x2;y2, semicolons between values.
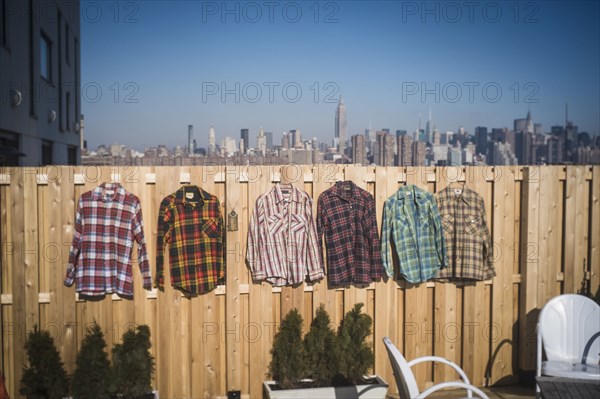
387;384;536;398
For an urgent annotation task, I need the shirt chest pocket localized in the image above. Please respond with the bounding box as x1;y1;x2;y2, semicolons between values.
394;212;411;233
200;218;221;239
441;214;454;234
289;214;307;235
267;214;285;235
465;214;480;235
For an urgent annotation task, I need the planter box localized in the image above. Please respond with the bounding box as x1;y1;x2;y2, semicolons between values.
263;376;388;399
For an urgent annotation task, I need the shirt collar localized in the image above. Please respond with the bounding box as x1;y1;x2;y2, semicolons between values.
274;183;302;204
397;184;428;206
439;186;471;206
331;180;356;202
174;185;210;208
93;182;126;203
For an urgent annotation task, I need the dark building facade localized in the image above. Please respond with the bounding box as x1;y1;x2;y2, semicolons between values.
1;0;81;166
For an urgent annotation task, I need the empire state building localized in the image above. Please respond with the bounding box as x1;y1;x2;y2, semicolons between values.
335;97;347;154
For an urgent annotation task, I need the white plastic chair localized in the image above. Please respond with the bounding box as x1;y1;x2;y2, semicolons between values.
382;336;489;398
536;294;600;396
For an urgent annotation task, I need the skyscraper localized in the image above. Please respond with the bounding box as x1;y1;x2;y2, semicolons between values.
257;127;266;156
515;131;533;164
188;125;194;155
265;132;273;149
425;107;434;143
282;132;290;149
208;124;216;155
397;135;413;166
475;126;488;156
335;97;347;154
240;128;249;154
289;129;302;149
412;140;426;166
220;137;237;157
351;134;367;165
374;131;394;166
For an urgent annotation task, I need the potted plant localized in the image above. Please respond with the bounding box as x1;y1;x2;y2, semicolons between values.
303;305;337;386
19;325;69;399
264;303;388;399
111;325;157;399
71;322;111;399
267;308;307;390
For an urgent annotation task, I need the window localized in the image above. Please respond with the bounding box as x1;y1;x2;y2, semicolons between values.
0;132;20;167
42;140;53;165
65;25;70;64
40;32;51;81
67;146;77;165
1;0;7;47
66;92;71;131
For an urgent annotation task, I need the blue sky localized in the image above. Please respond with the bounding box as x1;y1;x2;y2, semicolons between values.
81;0;600;150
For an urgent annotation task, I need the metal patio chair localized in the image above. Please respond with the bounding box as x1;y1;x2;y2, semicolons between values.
536;294;600;397
382;336;489;398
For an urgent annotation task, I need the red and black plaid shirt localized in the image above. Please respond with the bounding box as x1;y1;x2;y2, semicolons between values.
64;183;152;297
156;185;225;294
316;181;384;287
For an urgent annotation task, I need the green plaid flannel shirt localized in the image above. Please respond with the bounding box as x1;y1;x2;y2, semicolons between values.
381;185;447;283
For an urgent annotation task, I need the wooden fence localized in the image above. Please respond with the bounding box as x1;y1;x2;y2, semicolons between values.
0;165;598;398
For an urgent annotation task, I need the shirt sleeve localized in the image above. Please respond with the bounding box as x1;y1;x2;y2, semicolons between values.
429;198;448;269
480;197;496;279
132;198;152;290
64;197;84;286
316;194;326;268
305;196;324;282
155;199;172;289
246;197;266;281
381;199;394;278
216;198;226;284
366;194;384;279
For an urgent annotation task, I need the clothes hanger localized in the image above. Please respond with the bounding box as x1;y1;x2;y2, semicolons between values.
446;180;466;196
279;165;295;194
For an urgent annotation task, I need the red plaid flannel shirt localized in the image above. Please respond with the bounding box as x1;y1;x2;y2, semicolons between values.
64;183;152;297
317;181;384;286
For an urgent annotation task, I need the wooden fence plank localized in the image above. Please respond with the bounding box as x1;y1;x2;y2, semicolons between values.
0;185;10;389
574;166;590;296
403;168;433;388
434;167;458;384
490;166;517;383
9;169;25;397
247;164;272;398
590;166;600;299
154;166;179;397
564;166;577;293
226;166;243;394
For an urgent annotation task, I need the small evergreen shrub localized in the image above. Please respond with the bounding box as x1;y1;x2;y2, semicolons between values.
71;322;111;399
335;303;374;385
268;308;306;389
303;305;337;387
19;325;69;399
112;325;155;398
269;303;375;389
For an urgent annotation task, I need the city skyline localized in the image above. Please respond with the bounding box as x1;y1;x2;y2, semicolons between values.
81;1;600;150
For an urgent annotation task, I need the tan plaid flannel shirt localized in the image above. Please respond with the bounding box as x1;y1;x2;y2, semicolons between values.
435;186;495;281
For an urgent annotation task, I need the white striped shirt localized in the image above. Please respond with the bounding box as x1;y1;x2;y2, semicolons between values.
247;184;324;286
